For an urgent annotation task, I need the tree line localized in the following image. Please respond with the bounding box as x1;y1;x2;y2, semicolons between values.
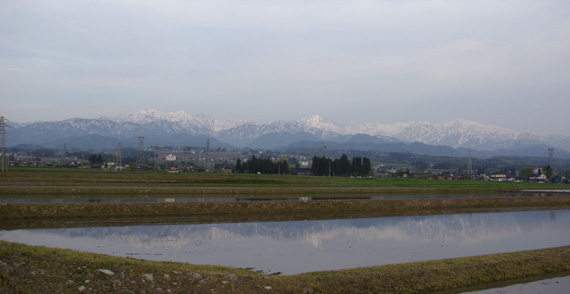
312;154;372;177
235;156;290;174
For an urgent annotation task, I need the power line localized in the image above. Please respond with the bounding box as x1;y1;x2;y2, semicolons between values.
0;116;6;172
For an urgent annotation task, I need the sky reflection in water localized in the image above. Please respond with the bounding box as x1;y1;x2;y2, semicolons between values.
1;210;569;275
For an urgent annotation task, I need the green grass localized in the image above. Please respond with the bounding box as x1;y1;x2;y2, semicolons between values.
1;241;569;293
1;168;566;198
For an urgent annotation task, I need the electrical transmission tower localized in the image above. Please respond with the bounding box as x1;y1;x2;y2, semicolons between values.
548;147;554;176
115;142;122;170
467;148;473;177
206;138;210;172
0;116;6;172
136;133;145;167
62;139;68;167
548;147;554;166
323;142;330;176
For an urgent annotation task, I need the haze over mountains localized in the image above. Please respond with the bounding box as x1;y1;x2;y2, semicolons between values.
6;109;570;159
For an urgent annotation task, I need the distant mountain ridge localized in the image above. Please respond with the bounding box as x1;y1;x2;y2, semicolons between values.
5;109;570;158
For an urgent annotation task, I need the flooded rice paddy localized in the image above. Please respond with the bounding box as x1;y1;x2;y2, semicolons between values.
2;209;569;275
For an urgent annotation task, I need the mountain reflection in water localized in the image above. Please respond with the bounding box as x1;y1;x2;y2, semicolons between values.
1;210;569;275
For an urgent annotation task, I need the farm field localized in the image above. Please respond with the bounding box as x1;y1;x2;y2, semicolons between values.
1;168;569;293
1;168;567;198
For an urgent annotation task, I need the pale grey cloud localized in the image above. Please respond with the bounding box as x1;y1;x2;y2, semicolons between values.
1;0;569;135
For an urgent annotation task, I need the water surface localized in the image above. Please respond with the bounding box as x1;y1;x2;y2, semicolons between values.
462;275;570;294
1;210;569;275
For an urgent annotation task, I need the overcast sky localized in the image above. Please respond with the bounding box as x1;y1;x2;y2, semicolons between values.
1;0;569;135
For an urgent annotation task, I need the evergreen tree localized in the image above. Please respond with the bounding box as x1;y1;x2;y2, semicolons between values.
311;156;321;176
311;154;371;177
339;154;350;176
235;158;242;173
543;165;554;181
88;154;97;165
362;157;371;176
250;156;259;173
279;158;290;175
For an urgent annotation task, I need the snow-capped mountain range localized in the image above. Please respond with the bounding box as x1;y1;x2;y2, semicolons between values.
6;109;570;158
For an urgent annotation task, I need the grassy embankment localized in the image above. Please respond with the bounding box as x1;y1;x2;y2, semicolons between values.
2;196;570;230
1;241;570;293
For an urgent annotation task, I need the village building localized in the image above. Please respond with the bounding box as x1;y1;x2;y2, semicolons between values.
489;173;507;181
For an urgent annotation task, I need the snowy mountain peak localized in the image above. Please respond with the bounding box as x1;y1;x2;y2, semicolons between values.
300;115;344;133
443;119;482;128
300;115;325;125
112;109;252;132
8;109;570;155
114;109;197;124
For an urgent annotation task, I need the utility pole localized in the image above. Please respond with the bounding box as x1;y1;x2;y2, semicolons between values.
467;147;473;178
548;147;555;181
206;138;210;172
62;139;68;167
324;142;330;176
115;142;122;170
0;116;6;172
137;132;145;167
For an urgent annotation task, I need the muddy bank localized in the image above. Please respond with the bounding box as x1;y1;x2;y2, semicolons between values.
2;196;570;230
